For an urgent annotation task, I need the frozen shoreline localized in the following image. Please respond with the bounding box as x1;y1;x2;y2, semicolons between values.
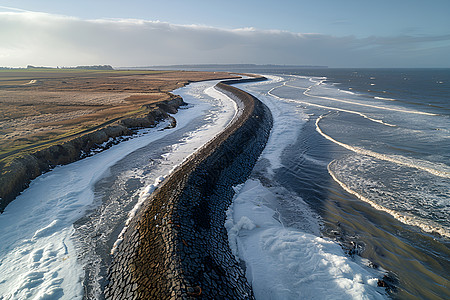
0;79;238;299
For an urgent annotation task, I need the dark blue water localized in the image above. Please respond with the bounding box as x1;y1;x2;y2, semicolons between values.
299;68;450;117
234;68;450;299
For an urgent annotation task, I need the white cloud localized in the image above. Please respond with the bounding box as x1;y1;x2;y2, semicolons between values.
0;11;449;68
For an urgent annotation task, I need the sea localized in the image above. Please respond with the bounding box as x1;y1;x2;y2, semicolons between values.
0;68;448;299
224;68;450;299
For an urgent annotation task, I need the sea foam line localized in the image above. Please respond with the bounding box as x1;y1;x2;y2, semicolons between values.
327;162;450;238
301;80;437;116
374;96;396;101
267;84;397;127
315;115;450;179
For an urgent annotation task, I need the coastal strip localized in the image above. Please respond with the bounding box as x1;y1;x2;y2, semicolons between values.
105;78;272;299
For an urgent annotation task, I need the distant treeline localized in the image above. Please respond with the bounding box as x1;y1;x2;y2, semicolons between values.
63;65;114;70
0;65;114;70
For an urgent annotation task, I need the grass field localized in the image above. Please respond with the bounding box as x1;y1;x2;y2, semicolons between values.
0;68;237;165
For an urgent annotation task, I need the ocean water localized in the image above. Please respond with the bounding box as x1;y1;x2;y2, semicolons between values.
226;69;449;299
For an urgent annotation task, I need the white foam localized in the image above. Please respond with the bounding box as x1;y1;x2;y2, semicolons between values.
303;81;436;116
328;162;450;238
268;82;397;127
226;180;386;299
256;94;307;173
315;115;450;179
340;89;356;95
374;97;396;101
255;74;284;84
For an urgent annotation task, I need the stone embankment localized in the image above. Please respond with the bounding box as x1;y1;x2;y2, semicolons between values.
0;96;185;213
105;78;272;299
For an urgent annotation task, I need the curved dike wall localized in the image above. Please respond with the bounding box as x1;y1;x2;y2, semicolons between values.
105;79;272;299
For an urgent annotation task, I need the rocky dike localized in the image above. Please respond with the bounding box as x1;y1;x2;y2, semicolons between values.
0;95;185;213
104;78;272;299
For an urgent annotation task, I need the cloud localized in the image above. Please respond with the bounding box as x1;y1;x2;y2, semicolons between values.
0;5;30;12
0;11;449;67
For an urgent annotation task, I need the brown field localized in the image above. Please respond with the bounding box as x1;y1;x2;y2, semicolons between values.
0;69;238;164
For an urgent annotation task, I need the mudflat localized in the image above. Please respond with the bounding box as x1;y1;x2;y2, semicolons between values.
0;69;237;164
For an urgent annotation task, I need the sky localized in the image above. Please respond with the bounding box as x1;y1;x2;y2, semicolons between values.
1;0;449;68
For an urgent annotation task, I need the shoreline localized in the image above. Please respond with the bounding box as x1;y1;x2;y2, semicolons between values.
105;77;272;299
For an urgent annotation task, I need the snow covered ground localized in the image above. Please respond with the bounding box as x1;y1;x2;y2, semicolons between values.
0;80;236;300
